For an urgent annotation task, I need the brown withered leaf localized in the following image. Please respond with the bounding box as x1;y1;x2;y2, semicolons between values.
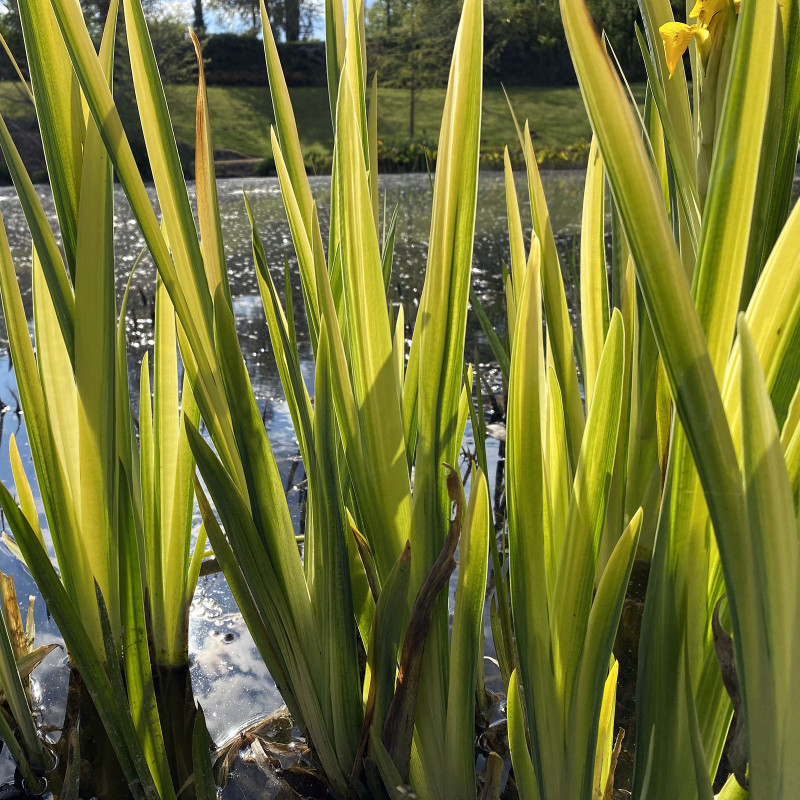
382;464;464;781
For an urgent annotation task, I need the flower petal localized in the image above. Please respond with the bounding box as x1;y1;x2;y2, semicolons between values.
659;22;708;78
690;0;729;23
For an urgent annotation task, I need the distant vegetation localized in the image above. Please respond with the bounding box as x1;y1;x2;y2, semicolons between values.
0;0;660;177
161;82;638;158
0;80;636;180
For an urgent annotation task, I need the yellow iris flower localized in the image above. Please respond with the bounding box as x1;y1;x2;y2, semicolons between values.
659;22;710;78
689;0;728;25
658;0;740;79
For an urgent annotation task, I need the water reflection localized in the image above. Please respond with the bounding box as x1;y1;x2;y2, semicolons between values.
0;171;588;363
0;173;571;765
0;168;796;775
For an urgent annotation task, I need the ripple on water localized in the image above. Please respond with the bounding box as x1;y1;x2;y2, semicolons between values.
0;170;580;781
6;166;754;779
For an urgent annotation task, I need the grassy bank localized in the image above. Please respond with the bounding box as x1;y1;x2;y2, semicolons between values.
164;82;639;159
0;81;645;177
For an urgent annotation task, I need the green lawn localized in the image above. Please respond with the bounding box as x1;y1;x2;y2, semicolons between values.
0;81;41;118
0;80;644;161
162;83;644;158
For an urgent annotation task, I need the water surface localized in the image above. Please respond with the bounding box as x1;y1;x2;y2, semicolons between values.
0;167;796;775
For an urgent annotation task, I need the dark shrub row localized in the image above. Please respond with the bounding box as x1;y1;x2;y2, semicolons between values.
201;35;327;86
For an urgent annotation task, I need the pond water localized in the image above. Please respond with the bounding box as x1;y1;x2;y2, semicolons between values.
0;167;797;784
0;170;587;778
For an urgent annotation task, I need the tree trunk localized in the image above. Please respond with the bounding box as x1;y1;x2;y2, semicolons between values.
284;0;300;41
409;15;416;141
193;0;205;32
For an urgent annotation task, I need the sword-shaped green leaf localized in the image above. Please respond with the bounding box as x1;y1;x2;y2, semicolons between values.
74;0;119;643
580;136;608;409
444;466;490;798
190;29;230;309
18;0;83;279
738;316;800;799
551;310;624;723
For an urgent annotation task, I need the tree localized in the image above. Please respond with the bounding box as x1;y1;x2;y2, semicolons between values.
210;0;261;33
0;0;168;61
284;0;300;41
368;0;648;90
0;0;24;80
208;0;318;40
366;0;459;139
193;0;206;32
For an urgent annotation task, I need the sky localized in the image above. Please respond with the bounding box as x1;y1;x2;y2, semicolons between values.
154;1;257;33
155;0;327;38
0;0;328;42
